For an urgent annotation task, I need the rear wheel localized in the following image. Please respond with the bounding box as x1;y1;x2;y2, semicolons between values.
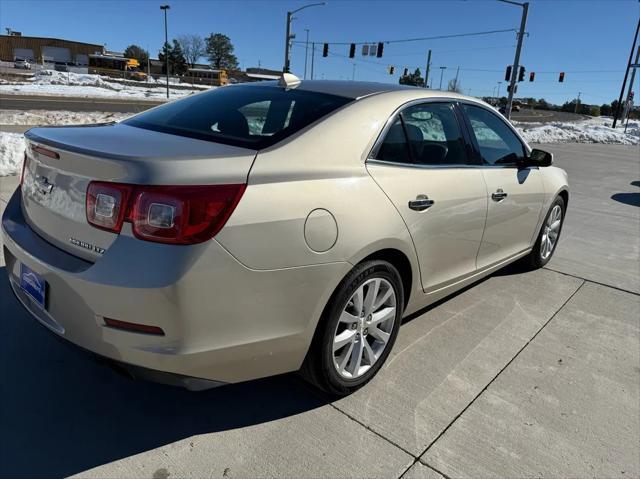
524;196;565;269
301;260;404;396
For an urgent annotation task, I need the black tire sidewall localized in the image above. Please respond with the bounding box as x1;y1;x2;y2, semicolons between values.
318;261;403;395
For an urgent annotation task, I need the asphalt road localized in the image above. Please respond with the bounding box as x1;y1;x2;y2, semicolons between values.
509;108;591;123
0;143;638;478
0;94;164;113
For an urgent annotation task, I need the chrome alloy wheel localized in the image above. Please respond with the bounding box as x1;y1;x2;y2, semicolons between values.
332;278;397;379
540;204;562;260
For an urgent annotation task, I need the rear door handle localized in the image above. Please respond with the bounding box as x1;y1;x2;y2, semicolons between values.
491;189;508;202
408;195;435;211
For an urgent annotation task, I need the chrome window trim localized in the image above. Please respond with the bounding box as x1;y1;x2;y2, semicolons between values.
366;158;534;170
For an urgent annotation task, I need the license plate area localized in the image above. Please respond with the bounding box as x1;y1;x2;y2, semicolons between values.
20;263;47;310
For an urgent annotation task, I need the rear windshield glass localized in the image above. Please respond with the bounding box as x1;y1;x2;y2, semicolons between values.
123;84;352;150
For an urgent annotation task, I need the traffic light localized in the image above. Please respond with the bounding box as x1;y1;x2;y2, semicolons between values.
388;66;395;75
322;43;329;57
349;43;355;58
529;71;535;82
505;65;512;82
518;66;525;82
403;67;408;76
559;72;565;82
377;42;384;58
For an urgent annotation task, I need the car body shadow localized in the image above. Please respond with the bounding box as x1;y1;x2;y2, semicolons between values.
612;181;640;207
0;268;329;479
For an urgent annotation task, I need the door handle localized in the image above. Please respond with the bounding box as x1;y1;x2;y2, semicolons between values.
408;195;435;211
491;189;508;202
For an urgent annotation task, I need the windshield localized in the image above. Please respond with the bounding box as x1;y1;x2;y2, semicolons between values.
124;84;353;150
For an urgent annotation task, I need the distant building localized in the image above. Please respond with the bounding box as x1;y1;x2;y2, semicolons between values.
0;34;104;65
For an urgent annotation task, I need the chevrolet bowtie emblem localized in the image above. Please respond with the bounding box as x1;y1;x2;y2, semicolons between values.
35;175;54;195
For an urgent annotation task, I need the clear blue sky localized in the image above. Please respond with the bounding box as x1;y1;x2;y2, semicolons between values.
1;0;639;104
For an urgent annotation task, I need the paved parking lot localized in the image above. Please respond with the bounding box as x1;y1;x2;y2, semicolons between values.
0;143;638;478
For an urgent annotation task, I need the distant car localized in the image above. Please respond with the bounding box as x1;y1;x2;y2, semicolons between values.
14;58;31;69
2;78;569;395
54;62;69;72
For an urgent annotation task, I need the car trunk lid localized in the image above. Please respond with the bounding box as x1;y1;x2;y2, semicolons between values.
22;123;257;261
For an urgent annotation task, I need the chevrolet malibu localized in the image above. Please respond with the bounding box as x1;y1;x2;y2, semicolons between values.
2;76;568;395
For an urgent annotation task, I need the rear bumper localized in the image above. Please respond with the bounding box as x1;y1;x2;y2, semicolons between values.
2;188;349;386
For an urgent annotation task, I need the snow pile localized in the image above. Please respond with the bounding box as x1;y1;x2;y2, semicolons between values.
32;69;122;90
0;132;26;177
0;109;130;125
0;70;207;100
515;117;640;145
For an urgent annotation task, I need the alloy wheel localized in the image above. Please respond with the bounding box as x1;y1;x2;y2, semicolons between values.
332;278;397;379
540;204;562;260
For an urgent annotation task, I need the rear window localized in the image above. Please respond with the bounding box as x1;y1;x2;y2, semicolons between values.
124;84;352;150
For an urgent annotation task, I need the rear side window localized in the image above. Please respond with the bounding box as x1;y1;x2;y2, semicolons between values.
375;118;410;164
374;102;469;166
462;104;525;165
124;85;352;150
400;103;469;166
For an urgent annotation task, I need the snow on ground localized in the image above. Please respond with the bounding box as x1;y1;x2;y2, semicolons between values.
0;69;208;100
0;109;130;126
514;116;640;145
0;132;25;177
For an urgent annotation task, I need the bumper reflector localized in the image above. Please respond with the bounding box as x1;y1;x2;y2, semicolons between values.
103;318;165;336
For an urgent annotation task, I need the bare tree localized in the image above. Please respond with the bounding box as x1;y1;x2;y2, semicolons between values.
176;34;206;68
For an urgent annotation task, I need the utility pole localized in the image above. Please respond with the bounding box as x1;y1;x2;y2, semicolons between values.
303;29;310;79
352;63;356;81
499;0;529;120
160;5;170;99
574;92;581;114
613;18;640;128
283;2;325;73
310;42;315;79
424;49;431;88
438;66;446;90
453;66;460;91
623;46;640;131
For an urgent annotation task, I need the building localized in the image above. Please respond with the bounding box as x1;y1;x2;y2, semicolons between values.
0;34;104;65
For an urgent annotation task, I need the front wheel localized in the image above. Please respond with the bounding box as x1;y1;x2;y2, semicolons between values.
524;195;566;269
300;260;404;396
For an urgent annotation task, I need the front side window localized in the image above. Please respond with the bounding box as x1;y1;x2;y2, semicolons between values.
400;103;469;166
124;85;352;150
462;104;525;166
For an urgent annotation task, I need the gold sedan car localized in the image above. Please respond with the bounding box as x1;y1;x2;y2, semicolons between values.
2;76;568;395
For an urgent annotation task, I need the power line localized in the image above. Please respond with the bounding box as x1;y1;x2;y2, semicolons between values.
291;28;517;46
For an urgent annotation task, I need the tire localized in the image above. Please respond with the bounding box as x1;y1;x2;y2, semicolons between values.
524;195;566;270
300;260;404;396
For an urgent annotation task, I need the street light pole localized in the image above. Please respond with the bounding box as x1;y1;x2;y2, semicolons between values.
304;29;310;79
497;81;502;100
310;42;315;79
424;49;431;88
283;2;325;73
499;0;529;120
438;66;446;90
160;4;170;99
613;17;640;128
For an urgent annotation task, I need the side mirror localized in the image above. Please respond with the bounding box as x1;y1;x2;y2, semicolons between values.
526;148;553;167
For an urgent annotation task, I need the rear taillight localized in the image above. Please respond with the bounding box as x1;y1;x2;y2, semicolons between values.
86;182;246;245
86;182;132;233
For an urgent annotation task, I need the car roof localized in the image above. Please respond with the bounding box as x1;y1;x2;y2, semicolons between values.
236;79;479;102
